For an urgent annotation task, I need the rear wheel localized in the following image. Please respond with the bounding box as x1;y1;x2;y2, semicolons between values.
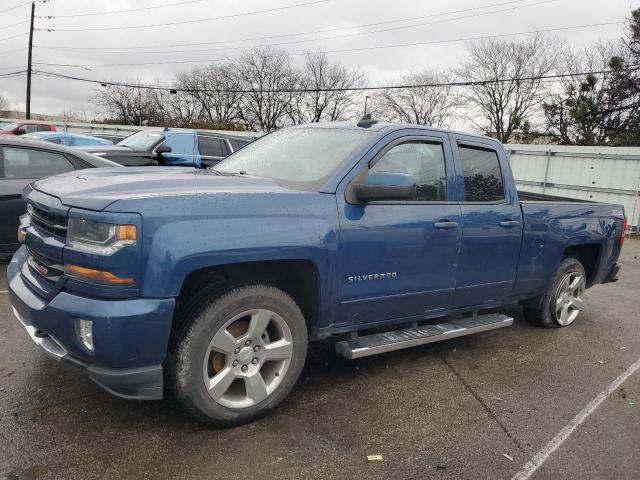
169;284;308;427
523;257;586;328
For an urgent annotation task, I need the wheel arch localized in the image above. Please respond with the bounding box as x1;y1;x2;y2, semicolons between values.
563;243;601;286
174;259;321;335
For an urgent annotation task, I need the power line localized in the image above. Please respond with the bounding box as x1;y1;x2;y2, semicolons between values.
34;0;555;56
0;20;28;31
0;1;31;15
0;32;28;43
37;0;331;32
34;0;536;51
0;0;51;15
32;68;634;94
38;0;216;18
32;21;625;68
0;70;27;79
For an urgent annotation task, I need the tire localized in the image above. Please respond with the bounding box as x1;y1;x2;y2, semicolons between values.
168;284;308;427
523;257;586;328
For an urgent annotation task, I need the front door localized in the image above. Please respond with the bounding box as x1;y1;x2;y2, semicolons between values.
449;135;522;308
336;132;461;327
161;132;200;167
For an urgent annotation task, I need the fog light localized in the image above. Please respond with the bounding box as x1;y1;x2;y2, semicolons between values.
76;319;94;352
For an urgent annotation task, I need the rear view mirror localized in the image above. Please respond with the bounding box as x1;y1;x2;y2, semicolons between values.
14;128;26;135
156;145;172;154
353;171;416;202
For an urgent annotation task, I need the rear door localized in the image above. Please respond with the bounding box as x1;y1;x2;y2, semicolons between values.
0;146;75;250
449;134;522;308
198;135;228;168
336;131;461;326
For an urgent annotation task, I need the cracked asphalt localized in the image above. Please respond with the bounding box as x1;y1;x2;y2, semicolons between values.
1;239;639;480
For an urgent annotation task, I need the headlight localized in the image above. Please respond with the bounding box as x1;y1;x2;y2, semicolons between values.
67;218;137;255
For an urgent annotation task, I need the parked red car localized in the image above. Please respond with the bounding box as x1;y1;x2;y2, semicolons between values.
0;121;56;135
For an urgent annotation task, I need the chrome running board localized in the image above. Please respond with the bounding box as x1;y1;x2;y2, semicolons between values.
335;313;513;359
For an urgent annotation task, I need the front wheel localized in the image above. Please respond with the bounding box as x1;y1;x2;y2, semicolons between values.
169;284;308;427
523;257;586;328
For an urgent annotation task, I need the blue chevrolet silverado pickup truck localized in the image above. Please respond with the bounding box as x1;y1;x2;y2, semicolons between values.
7;119;625;426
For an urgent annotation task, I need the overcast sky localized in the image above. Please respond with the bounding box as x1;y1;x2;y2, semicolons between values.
0;0;636;118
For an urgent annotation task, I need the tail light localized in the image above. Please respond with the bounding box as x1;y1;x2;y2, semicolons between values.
620;217;627;248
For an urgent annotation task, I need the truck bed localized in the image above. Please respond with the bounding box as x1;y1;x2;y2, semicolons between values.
517;190;591;203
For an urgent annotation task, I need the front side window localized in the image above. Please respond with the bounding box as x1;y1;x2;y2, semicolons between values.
371;141;447;201
24;124;40;134
216;127;372;191
458;145;504;202
2;147;74;179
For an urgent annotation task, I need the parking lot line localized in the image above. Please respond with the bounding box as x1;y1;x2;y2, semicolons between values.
0;290;7;294
511;357;640;480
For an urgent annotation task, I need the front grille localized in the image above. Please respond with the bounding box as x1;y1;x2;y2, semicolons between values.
28;203;68;239
27;248;64;283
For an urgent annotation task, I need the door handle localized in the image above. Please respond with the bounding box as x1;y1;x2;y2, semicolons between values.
499;220;520;228
434;220;458;230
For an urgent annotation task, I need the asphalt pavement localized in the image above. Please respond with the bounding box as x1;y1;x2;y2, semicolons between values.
1;240;639;480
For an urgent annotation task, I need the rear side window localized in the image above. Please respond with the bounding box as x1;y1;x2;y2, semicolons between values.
37;124;52;132
198;136;226;157
2;147;74;179
229;138;250;151
458;145;504;202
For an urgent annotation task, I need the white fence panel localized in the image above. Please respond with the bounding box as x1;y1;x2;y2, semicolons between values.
505;144;640;230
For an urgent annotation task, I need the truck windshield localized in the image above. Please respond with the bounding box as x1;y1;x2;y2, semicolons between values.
214;127;372;190
117;130;163;150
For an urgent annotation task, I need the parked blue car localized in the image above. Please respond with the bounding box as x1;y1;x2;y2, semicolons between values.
23;131;113;147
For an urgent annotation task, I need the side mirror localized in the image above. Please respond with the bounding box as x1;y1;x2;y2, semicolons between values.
353;171;416;202
14;128;26;135
155;145;172;154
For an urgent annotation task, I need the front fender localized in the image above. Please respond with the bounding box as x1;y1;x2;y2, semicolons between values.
134;193;339;299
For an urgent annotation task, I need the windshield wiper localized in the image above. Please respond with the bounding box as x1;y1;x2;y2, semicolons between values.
207;168;245;176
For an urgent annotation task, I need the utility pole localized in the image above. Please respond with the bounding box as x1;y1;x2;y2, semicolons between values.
26;2;35;120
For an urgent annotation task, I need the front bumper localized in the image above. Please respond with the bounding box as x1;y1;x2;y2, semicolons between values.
8;246;175;400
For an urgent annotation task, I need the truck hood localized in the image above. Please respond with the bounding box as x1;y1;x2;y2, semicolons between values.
31;167;287;211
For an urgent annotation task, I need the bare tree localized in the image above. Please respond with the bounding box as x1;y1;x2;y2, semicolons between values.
289;52;366;123
148;88;201;127
91;82;160;126
176;64;243;126
458;34;560;142
233;47;299;131
380;70;458;127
